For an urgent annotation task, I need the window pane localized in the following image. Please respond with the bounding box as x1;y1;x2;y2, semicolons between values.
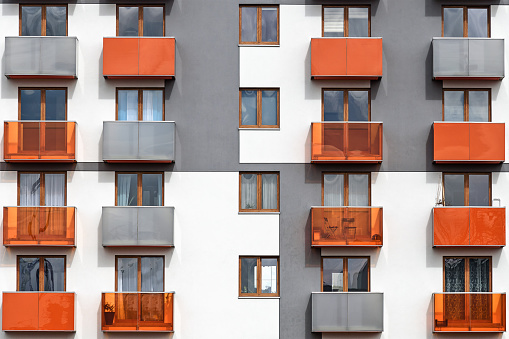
143;7;164;37
348;174;369;206
20;90;42;120
324;90;344;122
22;6;42;36
469;258;490;292
348;91;369;121
261;174;277;209
347;258;369;292
348;8;369;37
240;258;257;294
45;90;66;120
443;91;465;121
44;258;65;291
143;90;163;121
118;257;138;292
46;7;66;36
324;7;344;37
141;257;163;292
261;91;277;126
117;174;138;206
45;174;65;206
19;258;40;291
468;91;489;122
241;7;257;42
444;175;465;206
469;175;489;206
241;90;257;126
468;8;488;38
20;173;41;206
324;174;344;206
444;8;464;37
444;258;465;292
241;174;257;209
118;90;139;121
141;174;163;206
119;7;139;36
261;7;278;42
261;258;277;293
323;258;343;292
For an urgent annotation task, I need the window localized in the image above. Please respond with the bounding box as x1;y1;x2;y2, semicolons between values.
443;89;490;122
117;5;164;36
239;89;279;128
18;172;66;206
322;6;370;37
322;257;369;292
322;89;370;121
18;256;66;291
116;256;164;292
443;6;490;37
444;257;491;292
19;88;67;120
20;5;67;36
116;172;163;206
443;173;491;206
116;88;164;121
239;5;279;45
239;257;279;297
322;173;370;206
239;172;279;211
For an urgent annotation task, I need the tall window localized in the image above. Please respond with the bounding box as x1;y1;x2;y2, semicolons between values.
322;89;370;121
19;172;66;206
116;256;164;292
443;89;490;122
117;5;164;36
239;172;279;212
239;257;279;297
116;172;163;206
322;257;369;292
443;6;489;37
239;5;279;45
322;6;370;37
239;89;279;128
323;173;370;206
443;173;490;206
116;89;164;121
19;88;66;120
18;256;66;291
20;5;67;36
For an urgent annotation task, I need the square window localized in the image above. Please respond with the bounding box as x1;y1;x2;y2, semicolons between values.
443;173;491;207
240;6;279;45
116;256;164;292
116;172;164;206
19;172;66;206
240;89;279;128
323;173;370;207
239;256;279;296
323;89;370;122
18;256;66;291
116;88;164;121
322;257;369;292
20;88;67;121
117;5;165;36
443;89;490;122
323;6;370;37
443;6;489;37
239;172;279;212
20;5;67;36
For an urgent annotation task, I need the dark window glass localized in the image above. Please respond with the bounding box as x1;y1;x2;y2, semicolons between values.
20;90;42;120
46;6;66;36
469;175;489;206
117;173;138;206
45;90;66;120
241;90;257;125
141;257;164;292
119;7;139;36
322;258;344;292
240;258;258;294
18;257;40;291
444;174;464;206
347;258;369;292
141;174;163;206
21;6;42;36
143;7;164;36
324;91;344;122
444;258;466;292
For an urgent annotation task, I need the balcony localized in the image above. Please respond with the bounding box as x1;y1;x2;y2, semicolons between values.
102;292;174;332
102;121;175;163
103;37;175;79
433;38;504;80
433;122;505;163
310;38;383;80
312;292;383;332
3;207;76;247
4;121;76;162
5;37;78;79
311;122;383;163
311;207;383;247
433;207;505;247
2;292;75;331
433;293;506;332
102;207;174;247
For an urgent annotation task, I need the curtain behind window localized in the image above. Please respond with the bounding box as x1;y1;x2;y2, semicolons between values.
262;174;277;209
241;174;257;209
324;174;344;206
141;257;163;292
348;174;369;206
118;257;138;292
142;90;163;121
20;173;41;206
117;174;137;206
45;174;65;206
118;90;138;121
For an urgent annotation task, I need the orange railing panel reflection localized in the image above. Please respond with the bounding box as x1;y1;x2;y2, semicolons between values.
433;293;506;332
311;207;383;246
3;207;76;246
102;292;174;332
311;122;382;163
4;121;76;162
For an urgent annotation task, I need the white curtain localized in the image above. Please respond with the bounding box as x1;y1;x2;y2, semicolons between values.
20;174;40;206
348;174;369;206
45;174;65;206
118;90;138;121
241;174;257;209
262;174;277;209
324;174;344;206
117;174;137;206
117;257;138;292
141;257;164;292
143;90;163;121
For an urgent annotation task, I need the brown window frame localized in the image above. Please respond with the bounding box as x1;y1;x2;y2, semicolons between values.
239;5;280;45
321;173;371;206
321;89;371;121
18;88;68;120
239;256;279;297
17;255;67;291
322;6;371;37
239;88;280;128
18;172;67;206
442;6;491;37
442;89;491;122
115;255;165;292
239;172;280;212
115;172;164;206
116;5;165;37
321;256;370;292
19;4;68;36
442;173;492;206
443;256;492;292
115;88;165;121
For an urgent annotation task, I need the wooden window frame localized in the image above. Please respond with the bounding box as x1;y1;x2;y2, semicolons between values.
115;88;165;121
321;89;371;121
442;173;492;206
16;255;67;291
116;5;166;37
321;256;370;292
322;5;371;37
443;256;492;292
115;255;165;292
442;6;491;37
239;256;279;297
17;172;67;206
18;88;68;120
239;5;280;45
239;172;280;212
239;88;280;128
19;4;68;36
115;172;164;206
321;173;371;206
442;89;491;122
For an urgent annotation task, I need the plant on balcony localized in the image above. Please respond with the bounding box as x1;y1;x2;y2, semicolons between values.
104;302;115;325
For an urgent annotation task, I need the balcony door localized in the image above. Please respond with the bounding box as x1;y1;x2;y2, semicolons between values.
443;173;490;206
117;89;164;121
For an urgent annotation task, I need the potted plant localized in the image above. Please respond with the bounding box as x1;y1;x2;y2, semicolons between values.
104;302;115;325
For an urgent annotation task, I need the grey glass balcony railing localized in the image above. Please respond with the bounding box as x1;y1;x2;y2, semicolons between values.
312;292;383;332
102;207;174;247
103;121;175;162
433;38;504;80
5;37;78;79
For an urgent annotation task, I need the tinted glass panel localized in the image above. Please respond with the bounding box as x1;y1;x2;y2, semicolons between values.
20;90;42;120
444;258;466;292
46;7;66;36
44;258;65;291
468;8;488;38
117;174;138;206
469;175;489;206
469;258;490;292
261;91;277;126
348;8;369;37
45;90;66;120
118;90;138;121
347;258;369;291
444;8;464;37
261;258;277;293
324;7;344;37
241;173;257;209
324;174;344;206
468;91;489;122
142;90;163;121
143;7;164;37
119;7;139;36
323;258;343;292
261;7;278;42
141;257;163;292
19;257;40;291
118;257;138;292
21;6;42;36
241;90;257;125
241;7;257;42
141;174;163;206
444;175;464;206
261;174;278;209
444;91;464;121
348;91;369;121
324;91;344;121
348;174;369;206
241;258;257;294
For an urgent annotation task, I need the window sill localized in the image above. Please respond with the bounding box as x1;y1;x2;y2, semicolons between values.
239;44;280;47
239;128;280;131
238;211;280;215
238;296;280;299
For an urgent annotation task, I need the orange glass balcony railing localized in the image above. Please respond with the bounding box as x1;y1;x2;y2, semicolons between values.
102;292;174;332
434;122;505;163
311;122;382;163
103;37;175;79
311;207;383;247
3;207;76;247
2;292;75;331
433;293;506;332
311;38;383;80
433;207;505;247
4;121;76;162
